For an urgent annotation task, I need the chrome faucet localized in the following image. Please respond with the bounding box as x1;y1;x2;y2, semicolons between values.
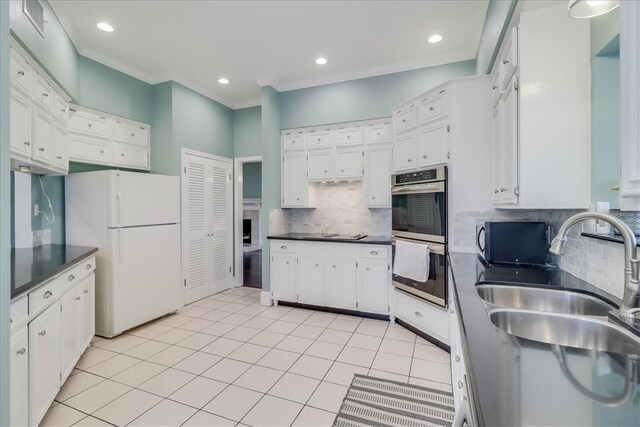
549;212;640;324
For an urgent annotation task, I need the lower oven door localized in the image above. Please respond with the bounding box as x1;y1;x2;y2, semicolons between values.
392;237;447;307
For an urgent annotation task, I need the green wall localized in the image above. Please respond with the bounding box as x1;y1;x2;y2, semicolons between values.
78;56;154;124
475;0;518;75
0;1;11;423
279;59;476;129
233;106;262;158
243;162;262;199
260;86;281;291
150;82;175;175
31;175;65;244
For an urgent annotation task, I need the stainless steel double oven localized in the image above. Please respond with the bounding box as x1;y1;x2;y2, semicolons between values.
391;166;447;307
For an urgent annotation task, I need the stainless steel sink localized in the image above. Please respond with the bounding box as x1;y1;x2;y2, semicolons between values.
477;284;616;316
488;308;640;355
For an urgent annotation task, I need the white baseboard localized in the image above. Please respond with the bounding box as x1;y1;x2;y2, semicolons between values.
260;291;273;306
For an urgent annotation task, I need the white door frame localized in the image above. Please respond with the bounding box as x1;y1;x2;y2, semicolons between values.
234;156;262;287
181;148;233;303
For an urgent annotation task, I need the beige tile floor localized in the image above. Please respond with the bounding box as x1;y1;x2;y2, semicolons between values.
42;287;452;427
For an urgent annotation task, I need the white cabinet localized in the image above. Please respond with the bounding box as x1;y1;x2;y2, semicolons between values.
282;151;310;207
356;258;389;313
393;133;417;172
283;131;307;151
68;106;151;171
308;151;333;181
29;301;61;427
10;326;29;427
334;148;363;180
10;47;32;93
326;259;357;309
364;145;392;207
497;27;518;91
418;122;449;168
82;275;96;349
393;104;417;135
52;120;69;171
364;123;391;144
60;282;84;382
307;130;332;149
335;127;363;146
10;86;32;158
420;90;448;124
270;240;391;315
492;76;518;205
296;257;325;306
31;73;53;111
393;289;449;345
31;104;54;165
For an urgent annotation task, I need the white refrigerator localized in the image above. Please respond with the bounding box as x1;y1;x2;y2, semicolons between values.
66;170;182;338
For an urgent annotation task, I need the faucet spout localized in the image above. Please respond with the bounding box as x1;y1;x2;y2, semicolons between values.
549;212;639;325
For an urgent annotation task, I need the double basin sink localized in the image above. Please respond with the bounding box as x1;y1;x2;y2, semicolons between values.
477;284;640;355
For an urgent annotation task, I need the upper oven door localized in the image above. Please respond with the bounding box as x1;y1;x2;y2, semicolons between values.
391;181;446;243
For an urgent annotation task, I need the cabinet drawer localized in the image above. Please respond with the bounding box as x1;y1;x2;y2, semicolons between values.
271;241;295;253
395;291;448;340
113;145;149;169
283;132;306;151
335;127;363;146
69;111;110;139
29;279;61;316
31;73;53;111
114;122;148;146
393;105;417;134
60;257;96;294
359;246;389;259
364;123;391;144
10;296;28;328
307;130;332;150
10;47;32;94
420;91;448;124
53;92;69;123
69;137;112;165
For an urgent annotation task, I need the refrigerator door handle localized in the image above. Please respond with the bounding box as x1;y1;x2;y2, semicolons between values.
116;192;122;228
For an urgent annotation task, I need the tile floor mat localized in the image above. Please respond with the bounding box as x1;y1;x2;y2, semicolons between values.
333;374;455;427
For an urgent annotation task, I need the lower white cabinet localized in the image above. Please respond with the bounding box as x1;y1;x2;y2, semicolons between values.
10;326;28;427
392;289;449;345
271;240;390;315
60;281;85;381
82;276;96;349
29;301;61;427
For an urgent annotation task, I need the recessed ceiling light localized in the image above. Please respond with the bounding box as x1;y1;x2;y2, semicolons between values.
315;57;328;65
96;22;114;32
218;78;229;84
428;34;443;44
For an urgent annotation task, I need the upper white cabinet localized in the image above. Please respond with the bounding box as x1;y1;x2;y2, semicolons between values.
9;44;70;175
280;118;391;208
418;122;449;168
68;105;151;171
393;104;417;134
491;4;590;209
420;90;448;124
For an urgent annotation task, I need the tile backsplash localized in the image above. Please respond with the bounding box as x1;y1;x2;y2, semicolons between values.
280;182;391;236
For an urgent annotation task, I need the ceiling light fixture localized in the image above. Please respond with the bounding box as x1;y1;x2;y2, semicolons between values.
428;34;443;44
218;78;229;84
568;0;619;19
96;22;114;32
315;57;328;65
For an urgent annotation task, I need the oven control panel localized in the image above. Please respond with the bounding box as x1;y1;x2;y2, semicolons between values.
393;166;446;185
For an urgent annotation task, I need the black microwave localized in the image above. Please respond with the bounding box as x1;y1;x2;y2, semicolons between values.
476;221;549;266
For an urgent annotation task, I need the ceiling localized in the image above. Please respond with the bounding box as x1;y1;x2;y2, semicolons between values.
50;1;489;109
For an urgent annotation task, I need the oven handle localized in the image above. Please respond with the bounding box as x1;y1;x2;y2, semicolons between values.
391;182;445;195
392;237;445;256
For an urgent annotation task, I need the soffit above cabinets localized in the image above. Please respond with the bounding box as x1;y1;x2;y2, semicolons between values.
49;1;489;109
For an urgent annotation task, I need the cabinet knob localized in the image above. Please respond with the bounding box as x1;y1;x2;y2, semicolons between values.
17;70;25;76
333;265;336;268
402;119;406;123
429;106;434;111
492;85;498;90
347;135;351;139
280;245;287;249
121;153;125;157
371;196;375;200
61;108;66;113
317;138;321;142
324;170;327;173
75;296;81;301
414;311;423;318
458;380;464;389
38;147;45;152
315;264;319;267
500;187;506;192
100;150;105;154
131;133;135;137
456;355;461;362
341;169;344;172
503;59;510;65
407;159;412;163
88;123;92;128
370;251;378;255
24;141;30;146
84;289;89;294
68;274;75;281
86;264;92;270
366;267;369;271
377;132;381;136
422;155;427;159
16;348;26;355
286;261;290;265
43;290;52;299
494;189;499;194
296;197;300;201
42;93;48;97
56;156;62;160
39;330;46;336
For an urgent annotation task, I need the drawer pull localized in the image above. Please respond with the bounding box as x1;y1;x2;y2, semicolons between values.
84;289;89;294
456;355;461;362
414;311;423;318
42;93;48;97
280;245;287;250
458;380;463;389
370;251;378;255
17;70;25;76
75;296;81;301
43;290;52;299
68;274;75;281
38;330;46;336
503;59;510;65
24;141;30;146
16;348;26;355
38;147;45;152
86;264;92;270
61;108;66;113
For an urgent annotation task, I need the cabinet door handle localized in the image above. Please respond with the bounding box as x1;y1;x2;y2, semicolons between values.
61;108;66;113
280;245;287;249
16;348;26;355
414;311;423;318
493;85;498;90
458;380;464;389
43;290;52;299
100;150;105;154
286;261;290;265
456;355;461;362
401;119;406;123
39;330;46;336
370;251;378;255
494;189;499;194
422;155;427;159
429;106;434;111
332;265;336;268
42;93;48;97
86;264;92;270
75;296;81;301
377;132;381;136
131;133;135;137
121;153;125;157
56;156;62;160
341;169;344;172
68;274;75;281
83;289;89;294
24;141;30;146
500;187;506;192
88;123;92;128
365;267;370;271
17;70;25;76
371;196;375;200
407;159;412;163
503;59;510;65
38;147;45;152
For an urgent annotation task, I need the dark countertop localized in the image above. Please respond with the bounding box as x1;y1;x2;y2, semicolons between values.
449;252;639;426
268;233;392;245
11;245;98;299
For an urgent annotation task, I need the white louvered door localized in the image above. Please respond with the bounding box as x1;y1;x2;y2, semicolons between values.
183;152;233;304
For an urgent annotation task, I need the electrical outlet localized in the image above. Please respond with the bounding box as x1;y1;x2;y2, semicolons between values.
41;229;51;245
33;203;39;217
32;230;43;247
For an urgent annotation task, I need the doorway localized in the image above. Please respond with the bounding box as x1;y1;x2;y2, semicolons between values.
234;156;262;289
